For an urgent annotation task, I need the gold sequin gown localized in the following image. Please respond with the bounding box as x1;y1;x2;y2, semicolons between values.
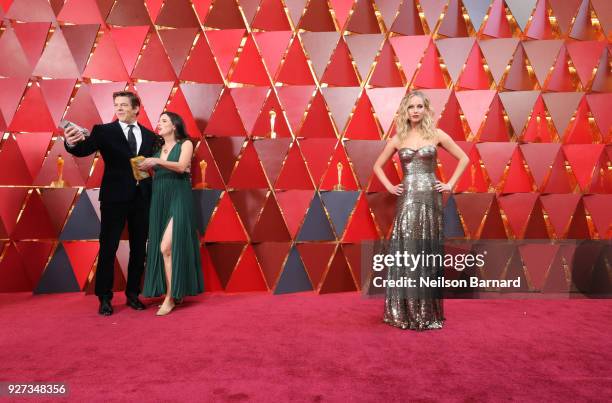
383;145;445;330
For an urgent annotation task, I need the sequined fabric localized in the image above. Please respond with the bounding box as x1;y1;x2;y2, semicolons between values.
383;145;445;330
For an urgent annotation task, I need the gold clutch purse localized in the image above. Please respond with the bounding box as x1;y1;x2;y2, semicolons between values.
130;156;150;181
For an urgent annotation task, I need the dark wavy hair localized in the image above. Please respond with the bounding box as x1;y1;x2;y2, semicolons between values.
154;111;192;151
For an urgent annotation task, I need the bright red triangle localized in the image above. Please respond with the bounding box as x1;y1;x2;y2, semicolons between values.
82;30;130;80
200;245;224;292
275;143;315;190
546;46;577;92
8;84;55;132
276;37;315;85
436;90;465;140
412;42;447;88
525;0;554;39
131;32;176;80
0;135;33;185
299;91;337;138
342;194;379;241
228;141;270;189
564;144;604;192
299;138;337;186
501;148;534;193
230;35;271;86
344;92;381;139
63;241;99;289
12;191;57;239
204;90;247;136
39;79;75;125
205;29;245;77
457;43;492;90
479;94;510;142
321;39;360;86
179;33;224;83
225;246;268;292
368;40;404;87
192;140;225;189
542;151;572;193
567;41;607;87
166;87;202;139
14;132;51;181
63;84;103;133
522;96;554;142
319;145;359;190
563;97;596;144
329;0;354;29
203;193;248;242
482;0;513;38
251;91;292;138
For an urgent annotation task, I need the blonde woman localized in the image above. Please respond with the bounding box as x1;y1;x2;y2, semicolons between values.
373;91;469;330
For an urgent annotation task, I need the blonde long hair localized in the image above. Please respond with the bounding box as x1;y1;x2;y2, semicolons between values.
394;90;437;141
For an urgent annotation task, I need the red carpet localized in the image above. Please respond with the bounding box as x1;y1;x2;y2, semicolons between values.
2;292;612;401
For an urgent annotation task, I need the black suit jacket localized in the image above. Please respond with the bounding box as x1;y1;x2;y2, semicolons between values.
65;121;157;203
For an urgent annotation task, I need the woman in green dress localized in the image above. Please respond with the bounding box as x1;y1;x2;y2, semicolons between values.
139;111;204;315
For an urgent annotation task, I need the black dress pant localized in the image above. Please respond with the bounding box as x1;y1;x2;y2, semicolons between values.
96;187;149;300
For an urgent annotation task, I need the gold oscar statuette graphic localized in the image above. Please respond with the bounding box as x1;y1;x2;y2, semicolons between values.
50;155;66;188
468;163;477;192
130;156;150;182
195;160;208;189
535;115;542;142
269;110;277;139
333;162;344;191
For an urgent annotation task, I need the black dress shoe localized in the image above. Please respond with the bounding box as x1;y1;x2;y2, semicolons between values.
126;295;146;310
99;299;113;316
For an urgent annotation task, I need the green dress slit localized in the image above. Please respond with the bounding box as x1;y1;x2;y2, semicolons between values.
143;140;204;298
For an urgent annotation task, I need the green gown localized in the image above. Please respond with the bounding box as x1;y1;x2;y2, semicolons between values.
143;140;204;298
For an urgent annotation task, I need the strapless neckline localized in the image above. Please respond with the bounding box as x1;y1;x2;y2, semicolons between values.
398;144;437;152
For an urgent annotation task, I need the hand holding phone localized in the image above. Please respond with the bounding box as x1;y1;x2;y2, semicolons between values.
60;120;89;146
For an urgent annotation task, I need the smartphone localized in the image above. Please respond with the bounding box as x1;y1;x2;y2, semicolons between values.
59;119;90;137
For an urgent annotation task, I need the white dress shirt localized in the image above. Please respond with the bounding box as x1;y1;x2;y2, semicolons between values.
118;120;142;154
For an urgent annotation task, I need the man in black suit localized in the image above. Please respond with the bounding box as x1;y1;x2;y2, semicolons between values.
64;91;156;316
